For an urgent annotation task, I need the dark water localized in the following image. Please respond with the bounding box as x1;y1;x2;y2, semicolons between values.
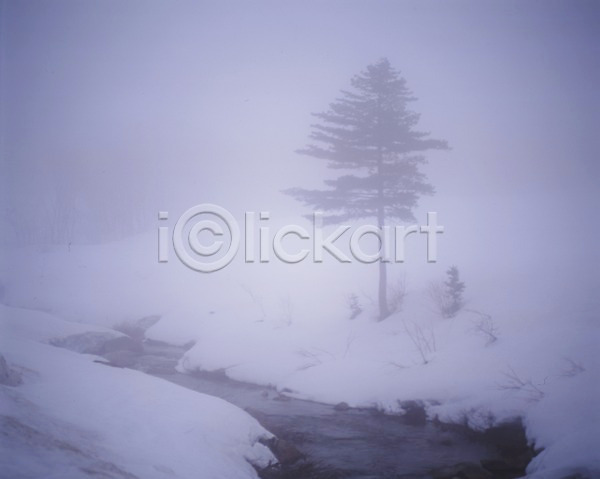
134;341;502;478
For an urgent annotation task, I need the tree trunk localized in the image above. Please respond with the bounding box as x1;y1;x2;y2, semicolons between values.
377;143;389;321
377;201;389;320
378;258;389;320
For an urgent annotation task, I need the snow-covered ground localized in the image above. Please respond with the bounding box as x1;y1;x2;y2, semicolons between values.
0;305;275;479
1;233;599;478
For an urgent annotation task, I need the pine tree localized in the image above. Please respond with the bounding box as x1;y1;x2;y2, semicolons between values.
286;58;448;319
443;265;465;318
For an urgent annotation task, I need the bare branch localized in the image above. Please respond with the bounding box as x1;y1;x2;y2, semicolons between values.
497;366;545;402
402;318;436;365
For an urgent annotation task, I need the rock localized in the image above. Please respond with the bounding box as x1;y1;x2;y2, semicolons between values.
0;354;11;379
100;335;143;355
135;315;161;330
272;392;291;402
101;350;138;368
51;332;120;354
51;331;143;356
399;400;427;426
0;354;22;386
333;401;350;411
260;437;304;465
93;360;123;368
113;315;161;341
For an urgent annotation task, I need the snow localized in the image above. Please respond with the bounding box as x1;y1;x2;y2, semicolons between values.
525;368;600;478
0;304;124;343
2;234;599;478
0;305;275;479
145;289;600;479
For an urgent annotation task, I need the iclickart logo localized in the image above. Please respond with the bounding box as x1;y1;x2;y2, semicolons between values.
157;204;443;273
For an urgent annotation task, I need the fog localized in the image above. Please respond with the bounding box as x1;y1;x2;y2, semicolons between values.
1;1;599;478
3;1;598;275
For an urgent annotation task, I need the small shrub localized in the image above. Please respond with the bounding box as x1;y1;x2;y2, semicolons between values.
561;358;585;377
467;309;499;345
402;319;436;365
444;266;465;317
497;366;545;402
388;277;407;314
429;266;465;318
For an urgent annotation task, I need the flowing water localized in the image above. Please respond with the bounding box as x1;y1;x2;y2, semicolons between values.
132;341;509;478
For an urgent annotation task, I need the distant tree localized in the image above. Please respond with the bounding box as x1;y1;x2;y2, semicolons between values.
443;265;465;318
286;58;448;319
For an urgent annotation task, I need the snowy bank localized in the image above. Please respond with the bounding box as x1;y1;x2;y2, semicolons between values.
167;302;599;478
0;305;276;479
2;234;599;478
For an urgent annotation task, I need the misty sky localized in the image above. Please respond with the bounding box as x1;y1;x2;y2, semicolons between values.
1;0;599;308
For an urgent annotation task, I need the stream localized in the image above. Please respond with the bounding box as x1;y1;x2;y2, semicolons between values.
128;340;530;479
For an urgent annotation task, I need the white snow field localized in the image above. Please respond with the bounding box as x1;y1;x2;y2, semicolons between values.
1;232;599;478
0;305;276;479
